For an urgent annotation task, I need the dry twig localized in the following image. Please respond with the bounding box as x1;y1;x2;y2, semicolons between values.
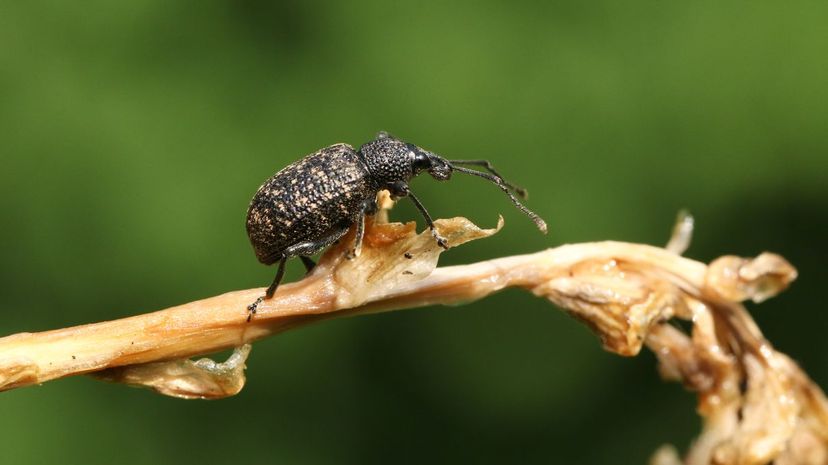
0;204;825;464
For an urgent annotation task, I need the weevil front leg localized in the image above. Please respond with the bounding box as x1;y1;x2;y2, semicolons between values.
387;181;449;250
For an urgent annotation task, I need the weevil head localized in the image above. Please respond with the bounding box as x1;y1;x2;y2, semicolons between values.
411;147;452;181
359;132;452;186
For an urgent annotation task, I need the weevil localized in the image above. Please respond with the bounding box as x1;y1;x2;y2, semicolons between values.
245;131;547;316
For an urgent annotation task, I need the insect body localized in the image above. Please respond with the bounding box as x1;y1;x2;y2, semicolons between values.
245;131;547;315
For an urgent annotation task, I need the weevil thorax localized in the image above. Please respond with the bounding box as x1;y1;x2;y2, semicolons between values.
358;135;452;189
358;137;414;188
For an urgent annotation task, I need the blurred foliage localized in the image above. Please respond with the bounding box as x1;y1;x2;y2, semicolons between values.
1;1;827;463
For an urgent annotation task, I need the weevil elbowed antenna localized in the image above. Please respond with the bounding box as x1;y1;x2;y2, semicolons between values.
448;159;529;199
447;163;548;234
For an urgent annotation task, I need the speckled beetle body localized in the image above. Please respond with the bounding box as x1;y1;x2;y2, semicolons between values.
245;131;547;316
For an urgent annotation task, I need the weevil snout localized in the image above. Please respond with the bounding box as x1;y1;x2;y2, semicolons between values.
427;158;452;181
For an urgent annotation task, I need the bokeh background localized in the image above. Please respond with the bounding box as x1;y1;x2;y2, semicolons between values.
2;1;827;463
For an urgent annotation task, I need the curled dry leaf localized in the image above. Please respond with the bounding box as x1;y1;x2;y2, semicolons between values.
706;253;799;304
532;257;682;356
331;215;503;308
91;345;251;400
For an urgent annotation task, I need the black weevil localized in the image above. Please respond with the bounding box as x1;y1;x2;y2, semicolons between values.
245;131;547;316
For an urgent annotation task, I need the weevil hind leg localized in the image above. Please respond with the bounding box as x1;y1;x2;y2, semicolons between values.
247;255;287;319
246;223;355;321
284;224;351;258
264;256;288;299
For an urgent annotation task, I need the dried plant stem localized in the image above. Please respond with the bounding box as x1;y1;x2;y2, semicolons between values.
0;240;694;391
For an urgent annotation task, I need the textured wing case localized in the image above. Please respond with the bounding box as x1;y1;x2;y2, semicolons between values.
246;143;373;264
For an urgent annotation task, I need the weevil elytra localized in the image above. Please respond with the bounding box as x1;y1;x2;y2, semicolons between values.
245;131;547;316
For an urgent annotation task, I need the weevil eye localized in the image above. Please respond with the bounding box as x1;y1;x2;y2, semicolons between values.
411;150;431;174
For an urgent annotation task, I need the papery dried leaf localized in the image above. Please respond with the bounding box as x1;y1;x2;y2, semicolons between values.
705;253;797;303
534;259;679;356
330;216;503;308
92;345;251;399
646;321;736;398
688;299;742;415
708;353;798;465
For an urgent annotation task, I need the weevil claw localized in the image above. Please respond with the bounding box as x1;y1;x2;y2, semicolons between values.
246;297;263;321
434;233;449;250
344;247;361;260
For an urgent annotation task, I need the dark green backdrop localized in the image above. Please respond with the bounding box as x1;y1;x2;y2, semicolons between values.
2;2;827;463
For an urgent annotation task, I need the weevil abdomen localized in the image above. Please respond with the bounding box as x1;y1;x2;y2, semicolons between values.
246;143;373;265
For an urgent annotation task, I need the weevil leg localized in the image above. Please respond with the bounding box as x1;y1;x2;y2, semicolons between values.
264;256;288;299
284;224;351;258
386;180;408;198
347;209;366;260
247;255;287;319
364;198;379;215
246;223;352;321
388;181;449;250
408;191;449;249
347;200;378;259
299;256;316;274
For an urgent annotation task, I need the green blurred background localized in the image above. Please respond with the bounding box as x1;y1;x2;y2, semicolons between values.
2;1;827;463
